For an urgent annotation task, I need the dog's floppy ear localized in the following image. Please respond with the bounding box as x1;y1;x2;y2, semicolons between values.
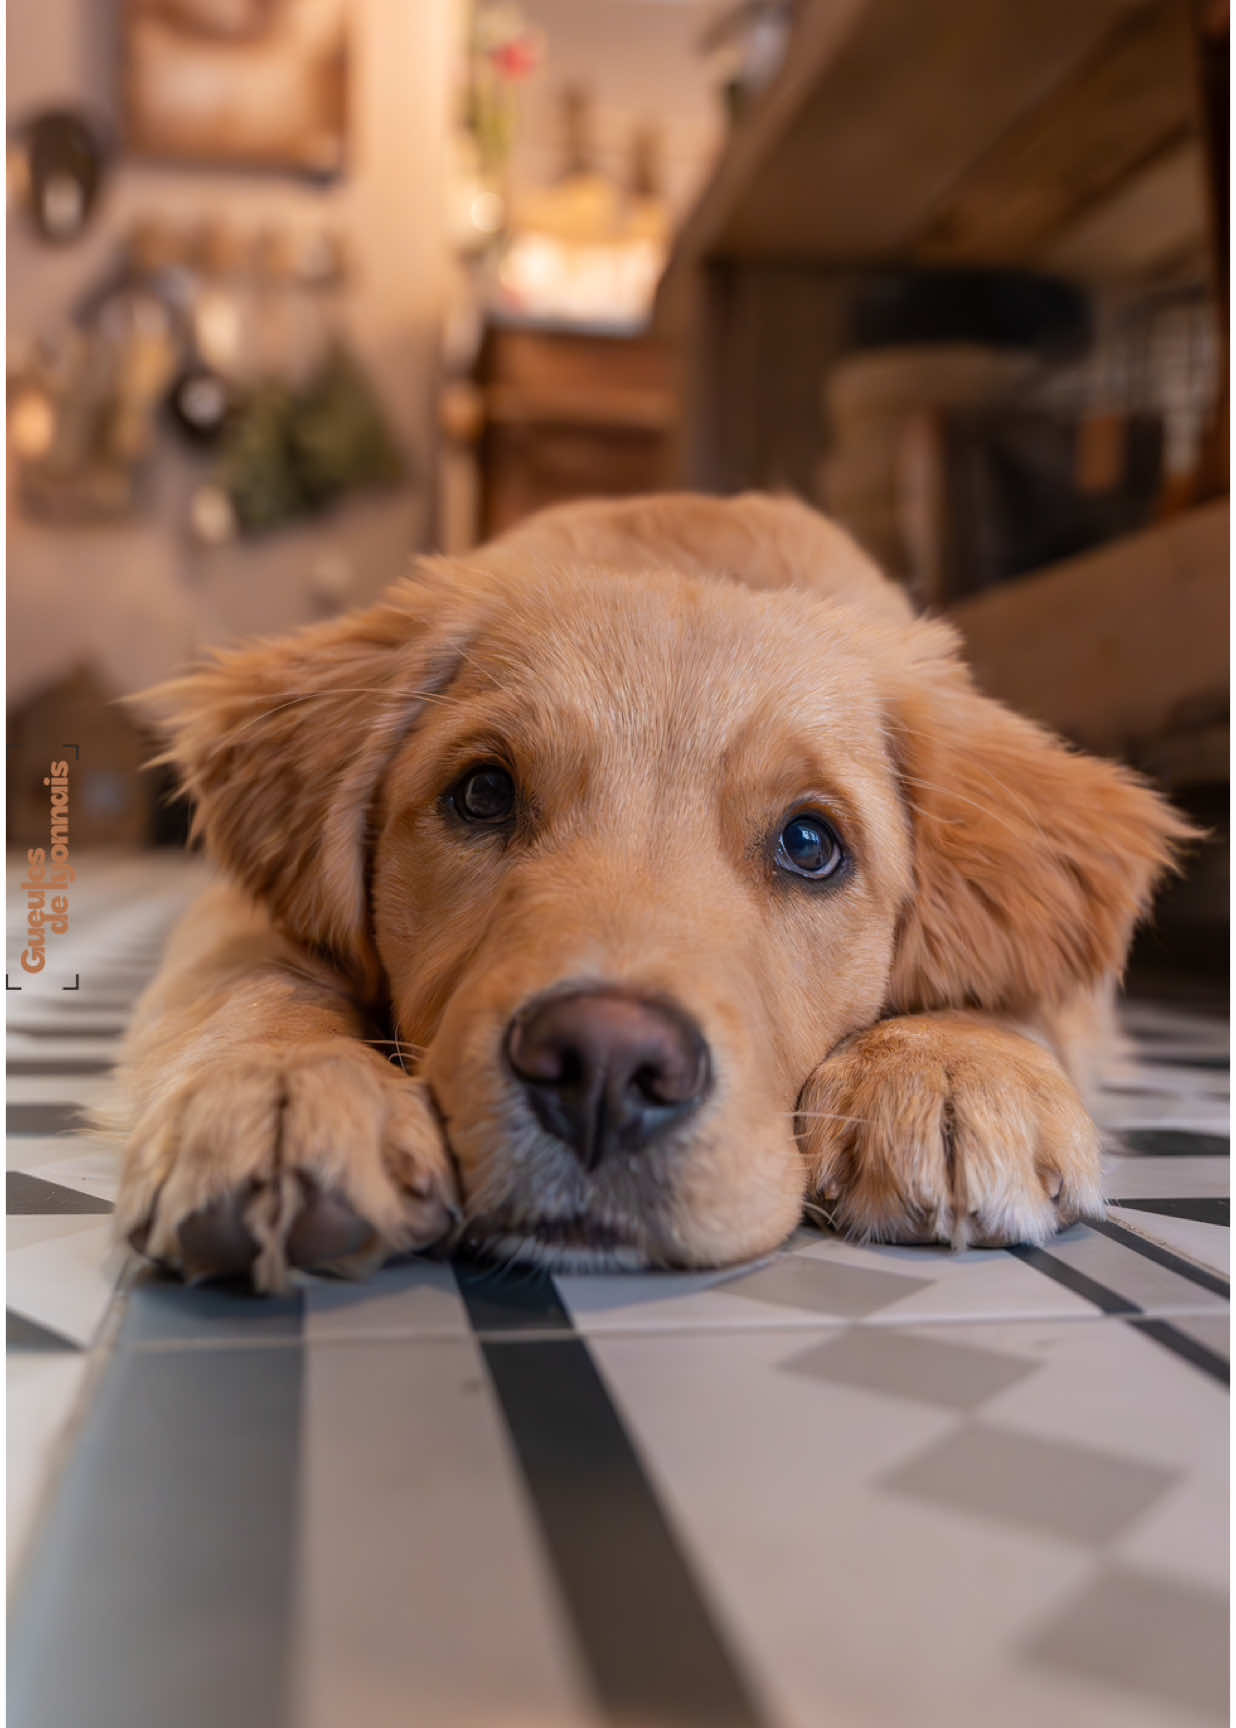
884;619;1196;1016
135;561;487;988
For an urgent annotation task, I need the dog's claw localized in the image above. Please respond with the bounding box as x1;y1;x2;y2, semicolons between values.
177;1194;261;1283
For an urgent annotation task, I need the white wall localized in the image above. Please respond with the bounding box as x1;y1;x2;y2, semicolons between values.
512;0;721;215
7;0;462;708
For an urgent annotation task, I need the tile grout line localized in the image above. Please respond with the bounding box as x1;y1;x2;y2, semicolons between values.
1087;1213;1229;1298
454;1264;770;1728
1008;1246;1229;1387
1130;1318;1232;1385
121;1300;1232;1354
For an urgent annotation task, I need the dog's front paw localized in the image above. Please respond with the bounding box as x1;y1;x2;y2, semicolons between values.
797;1013;1103;1250
116;1044;459;1291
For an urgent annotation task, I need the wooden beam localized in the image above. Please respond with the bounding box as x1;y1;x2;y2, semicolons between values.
912;0;1197;267
657;0;1151;293
1042;136;1209;280
950;501;1229;766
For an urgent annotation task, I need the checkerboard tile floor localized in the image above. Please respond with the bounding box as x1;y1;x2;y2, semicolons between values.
7;856;1229;1727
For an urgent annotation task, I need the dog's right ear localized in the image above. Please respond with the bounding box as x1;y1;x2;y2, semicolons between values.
133;560;489;988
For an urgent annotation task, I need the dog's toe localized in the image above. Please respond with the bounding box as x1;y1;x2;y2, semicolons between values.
116;1051;460;1293
286;1179;379;1273
177;1191;261;1284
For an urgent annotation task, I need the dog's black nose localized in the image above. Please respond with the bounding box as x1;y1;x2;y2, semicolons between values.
505;987;711;1171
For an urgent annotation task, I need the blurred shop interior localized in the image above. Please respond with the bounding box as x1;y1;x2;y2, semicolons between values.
6;0;1229;989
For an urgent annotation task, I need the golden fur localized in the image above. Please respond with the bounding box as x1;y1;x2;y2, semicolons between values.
109;493;1193;1288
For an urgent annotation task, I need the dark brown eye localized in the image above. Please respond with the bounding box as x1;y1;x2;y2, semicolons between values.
452;764;516;824
776;814;845;880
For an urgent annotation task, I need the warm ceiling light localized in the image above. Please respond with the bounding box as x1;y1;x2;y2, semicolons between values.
9;388;56;459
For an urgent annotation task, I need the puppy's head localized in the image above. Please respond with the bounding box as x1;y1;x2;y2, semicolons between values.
148;547;1190;1269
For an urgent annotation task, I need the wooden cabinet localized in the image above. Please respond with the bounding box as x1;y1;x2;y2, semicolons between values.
652;0;1227;791
474;323;677;540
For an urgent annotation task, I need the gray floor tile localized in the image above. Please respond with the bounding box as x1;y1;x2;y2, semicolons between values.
881;1422;1177;1545
4;1025;129;1043
720;1253;932;1319
782;1326;1039;1410
9;1345;302;1728
6;1059;115;1078
6;1171;113;1216
6;1103;89;1135
6;1310;81;1352
303;1256;470;1339
1023;1566;1228;1723
1120;1130;1228;1157
1111;1196;1229;1226
120;1275;304;1346
7;1352;90;1574
294;1336;595;1728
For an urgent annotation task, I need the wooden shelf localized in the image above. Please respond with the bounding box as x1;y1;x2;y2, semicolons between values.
656;0;1207;327
483;384;677;433
948;500;1229;775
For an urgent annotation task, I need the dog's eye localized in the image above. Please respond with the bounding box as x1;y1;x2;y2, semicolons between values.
777;814;845;880
453;764;516;824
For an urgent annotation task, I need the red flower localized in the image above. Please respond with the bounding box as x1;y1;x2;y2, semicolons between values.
491;36;540;79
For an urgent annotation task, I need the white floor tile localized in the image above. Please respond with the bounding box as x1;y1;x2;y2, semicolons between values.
1114;1473;1231;1595
1102;1154;1229;1198
5;1075;112;1108
590;1318;1224;1728
1122;1004;1228;1041
975;1317;1227;1474
1103;1060;1229;1096
1099;1097;1229;1133
6;1215;125;1348
302;1258;472;1341
556;1235;1103;1336
5;1035;127;1066
6;1141;121;1204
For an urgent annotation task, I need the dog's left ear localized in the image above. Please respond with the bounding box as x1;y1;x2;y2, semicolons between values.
884;619;1198;1016
133;561;488;991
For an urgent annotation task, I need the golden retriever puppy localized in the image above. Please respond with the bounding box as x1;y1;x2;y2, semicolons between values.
110;493;1191;1289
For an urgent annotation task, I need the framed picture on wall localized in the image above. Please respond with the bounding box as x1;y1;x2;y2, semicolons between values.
123;0;349;177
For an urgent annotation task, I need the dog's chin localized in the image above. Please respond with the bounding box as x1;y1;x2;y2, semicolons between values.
458;1214;655;1273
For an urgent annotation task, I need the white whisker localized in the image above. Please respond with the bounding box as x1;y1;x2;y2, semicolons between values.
784;1111;870;1125
802;1198;842;1233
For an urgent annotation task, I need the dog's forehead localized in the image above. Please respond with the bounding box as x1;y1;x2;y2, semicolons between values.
468;567;884;739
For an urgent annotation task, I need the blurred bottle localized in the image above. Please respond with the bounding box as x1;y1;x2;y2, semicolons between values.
626;124;668;246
